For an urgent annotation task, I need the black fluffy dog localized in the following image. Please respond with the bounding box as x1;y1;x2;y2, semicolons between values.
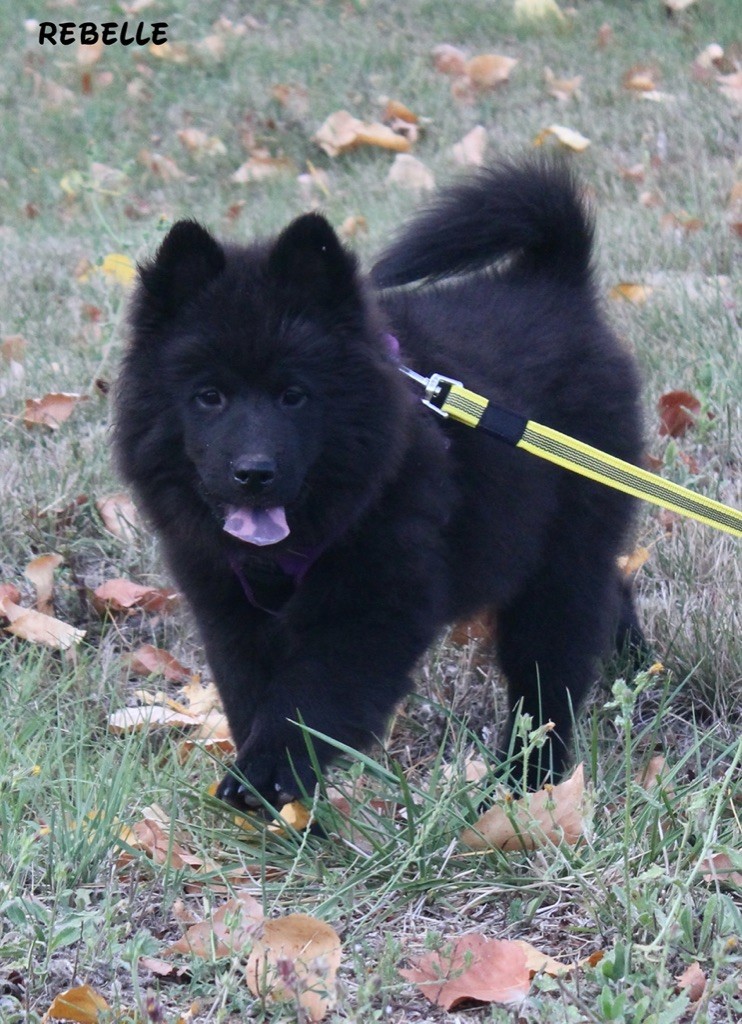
114;159;644;808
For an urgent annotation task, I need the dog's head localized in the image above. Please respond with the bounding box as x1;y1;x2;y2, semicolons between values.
115;214;407;547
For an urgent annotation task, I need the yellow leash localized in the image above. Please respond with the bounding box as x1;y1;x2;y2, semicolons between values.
401;368;741;538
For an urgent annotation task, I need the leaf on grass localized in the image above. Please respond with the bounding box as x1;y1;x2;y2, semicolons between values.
2;334;28;362
138;149;187;181
127;644;193;683
461;763;586;851
634;754;668;791
431;44;469;77
1;598;85;650
386;154;435;191
246;914;342;1022
0;583;22;607
616;546;650;576
717;71;742;109
400;933;530;1010
108;705;198;734
609;282;653;304
98;253;137;287
514;0;566;23
512;939;574;977
657;390;701;437
92;578;180;615
727;181;742;238
675;961;706;1002
96;492;140;541
544;68;583;103
124;814;204;869
313;110;412;158
24;553;64;614
533;125;590;151
700;852;742;889
163;891;264;957
450;608;497;645
149;40;192;64
452;126;488;167
41;984;109;1022
466;55;518;90
24;393;88;430
623;65;661;92
231;152;295;184
177;128;227;158
383;99;419;125
139;955;190;979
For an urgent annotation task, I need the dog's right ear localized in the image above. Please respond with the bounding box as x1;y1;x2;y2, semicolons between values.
136;220;226;321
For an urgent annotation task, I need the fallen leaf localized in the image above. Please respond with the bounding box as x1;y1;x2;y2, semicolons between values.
125;815;204;869
727;181;742;238
514;0;566;21
0;583;22;607
431;44;468;77
383;99;419;124
623;65;661;92
700;852;742;888
665;0;699;10
107;705;198;734
465;55;518;90
512;939;573;977
386;154;435;191
533;125;591;151
177;128;227;158
717;71;742;108
544;68;583;103
657;390;701;438
616;546;650;576
596;23;613;48
99;253;137;287
452;125;488;167
149;41;192;64
675;962;706;1003
24;393;88;430
93;579;180;615
313;111;411;158
139;956;189;979
76;40;104;67
0;599;85;651
339;215;367;238
618;163;646;183
450;608;497;644
2;334;28;362
42;984;109;1023
272;83;310;118
400;934;530;1010
246;914;342;1022
96;492;140;541
231;152;294;184
660;211;704;234
127;644;193;683
164;891;264;957
461;764;586;851
609;282;653;304
24;553;64;614
138;149;186;181
635;754;667;790
694;44;724;71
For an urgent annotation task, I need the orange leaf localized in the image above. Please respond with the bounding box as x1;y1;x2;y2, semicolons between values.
533;125;591;152
42;984;109;1023
400;934;530;1010
230;152;294;184
657;390;701;438
465;55;518;90
512;939;573;977
616;546;650;577
431;44;468;77
24;553;64;614
93;578;179;615
128;644;192;683
623;65;660;92
246;914;342;1022
164;892;264;957
314;110;412;158
23;393;88;430
675;961;706;1003
1;598;85;650
96;492;140;542
461;763;586;851
609;282;653;304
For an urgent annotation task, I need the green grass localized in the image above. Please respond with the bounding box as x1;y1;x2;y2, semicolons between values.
1;1;740;1021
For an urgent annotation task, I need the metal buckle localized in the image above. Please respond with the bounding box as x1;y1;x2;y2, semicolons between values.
398;366;462;418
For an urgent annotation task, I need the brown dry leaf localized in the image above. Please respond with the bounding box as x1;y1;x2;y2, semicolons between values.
512;939;573;977
544;69;583;103
452;125;488;167
466;55;518;90
400;933;530;1010
514;0;566;21
700;852;742;888
24;393;88;430
313;111;412;158
618;163;646;183
246;914;342;1022
108;705;197;734
128;644;193;684
2;334;28;362
96;492;140;542
149;41;192;64
635;754;667;790
272;83;310;118
616;546;650;576
139;956;189;978
450;608;496;645
441;754;489;785
41;984;109;1023
24;553;63;614
533;125;591;151
660;211;704;234
164;891;264;957
609;282;653;304
383;99;419;125
431;44;468;77
623;65;661;92
1;598;85;650
461;763;586;851
717;71;742;108
93;578;180;615
125;815;204;870
675;962;706;1002
657;390;701;438
177;128;227;158
195;34;226;61
386;154;435;191
339;215;368;238
231;152;295;184
138;150;187;181
76;40;104;67
0;583;22;607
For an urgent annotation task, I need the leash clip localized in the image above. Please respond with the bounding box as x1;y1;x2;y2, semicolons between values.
399;365;463;418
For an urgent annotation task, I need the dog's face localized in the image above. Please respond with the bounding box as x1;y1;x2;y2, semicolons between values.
119;214;404;545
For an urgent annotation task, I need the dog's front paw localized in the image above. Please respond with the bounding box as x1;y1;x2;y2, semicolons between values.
216;725;317;811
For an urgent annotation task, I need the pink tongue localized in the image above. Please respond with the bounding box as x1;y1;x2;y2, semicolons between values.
223;506;289;546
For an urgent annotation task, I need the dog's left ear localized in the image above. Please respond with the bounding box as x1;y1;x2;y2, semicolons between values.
268;213;360;307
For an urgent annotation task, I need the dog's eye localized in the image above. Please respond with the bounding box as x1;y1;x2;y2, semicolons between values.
279;387;308;408
194;387;226;409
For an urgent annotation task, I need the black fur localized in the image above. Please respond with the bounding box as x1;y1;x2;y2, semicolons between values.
114;159;644;807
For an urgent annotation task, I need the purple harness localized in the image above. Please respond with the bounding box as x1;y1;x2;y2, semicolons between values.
230;332;402;615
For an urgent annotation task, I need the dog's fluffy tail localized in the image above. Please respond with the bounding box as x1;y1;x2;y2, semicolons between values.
371;158;594;289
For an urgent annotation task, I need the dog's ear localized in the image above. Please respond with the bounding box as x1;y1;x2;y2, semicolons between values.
268;213;359;308
137;220;226;320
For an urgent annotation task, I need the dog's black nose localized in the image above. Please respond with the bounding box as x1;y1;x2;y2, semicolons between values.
232;457;276;491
